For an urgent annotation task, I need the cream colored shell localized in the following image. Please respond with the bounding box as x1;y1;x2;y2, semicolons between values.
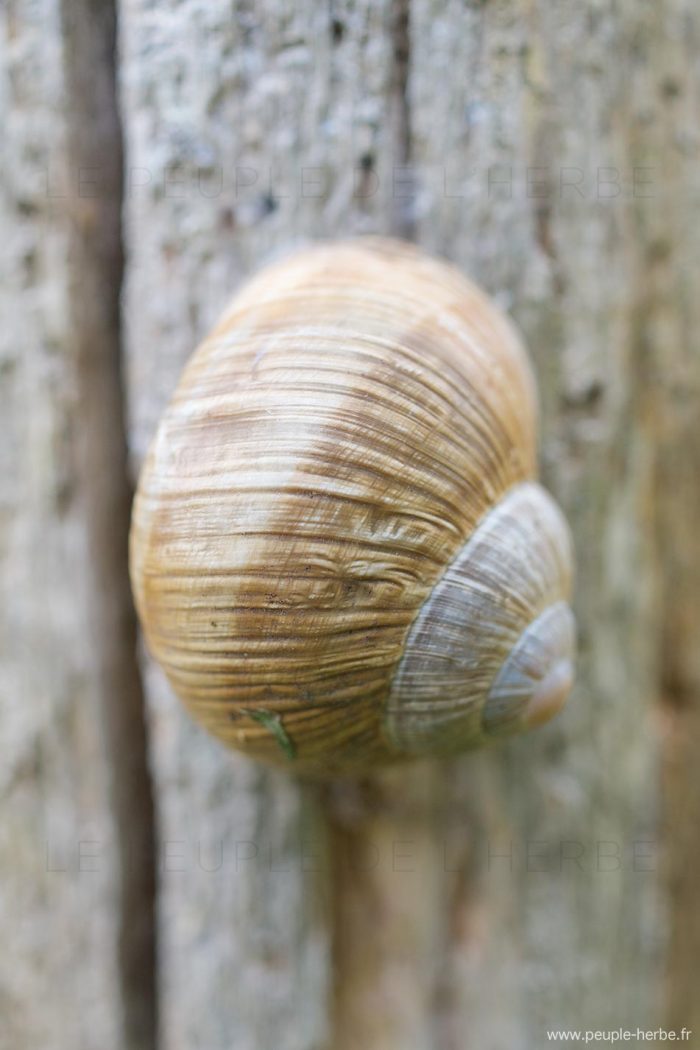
130;238;575;773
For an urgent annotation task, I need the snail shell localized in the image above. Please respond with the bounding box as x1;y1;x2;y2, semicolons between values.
130;238;575;773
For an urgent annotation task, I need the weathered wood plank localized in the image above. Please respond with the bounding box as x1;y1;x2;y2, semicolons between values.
0;1;155;1047
628;1;700;1035
408;1;665;1041
118;2;404;1047
116;2;700;1047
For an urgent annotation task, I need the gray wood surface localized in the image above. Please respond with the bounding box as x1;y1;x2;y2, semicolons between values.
0;1;154;1048
118;2;404;1047
1;0;698;1047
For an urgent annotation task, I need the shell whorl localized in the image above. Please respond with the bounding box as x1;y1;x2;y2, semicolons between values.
385;482;574;754
129;238;574;772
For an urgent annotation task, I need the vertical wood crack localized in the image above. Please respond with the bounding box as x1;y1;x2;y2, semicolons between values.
58;1;158;1047
390;0;416;240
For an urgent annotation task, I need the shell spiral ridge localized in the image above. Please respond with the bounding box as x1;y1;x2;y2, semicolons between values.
129;238;575;772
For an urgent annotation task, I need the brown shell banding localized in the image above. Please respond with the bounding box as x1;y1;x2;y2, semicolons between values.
130;238;545;772
384;482;574;756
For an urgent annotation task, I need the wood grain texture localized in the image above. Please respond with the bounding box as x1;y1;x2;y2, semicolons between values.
115;1;699;1048
5;1;700;1048
330;3;681;1047
118;2;408;1046
402;1;666;1042
628;2;700;1035
0;1;155;1047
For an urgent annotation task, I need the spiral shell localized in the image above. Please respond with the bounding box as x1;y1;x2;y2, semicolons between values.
130;238;575;773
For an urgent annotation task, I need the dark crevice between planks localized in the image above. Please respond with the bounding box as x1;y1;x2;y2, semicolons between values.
59;2;158;1048
389;0;416;240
